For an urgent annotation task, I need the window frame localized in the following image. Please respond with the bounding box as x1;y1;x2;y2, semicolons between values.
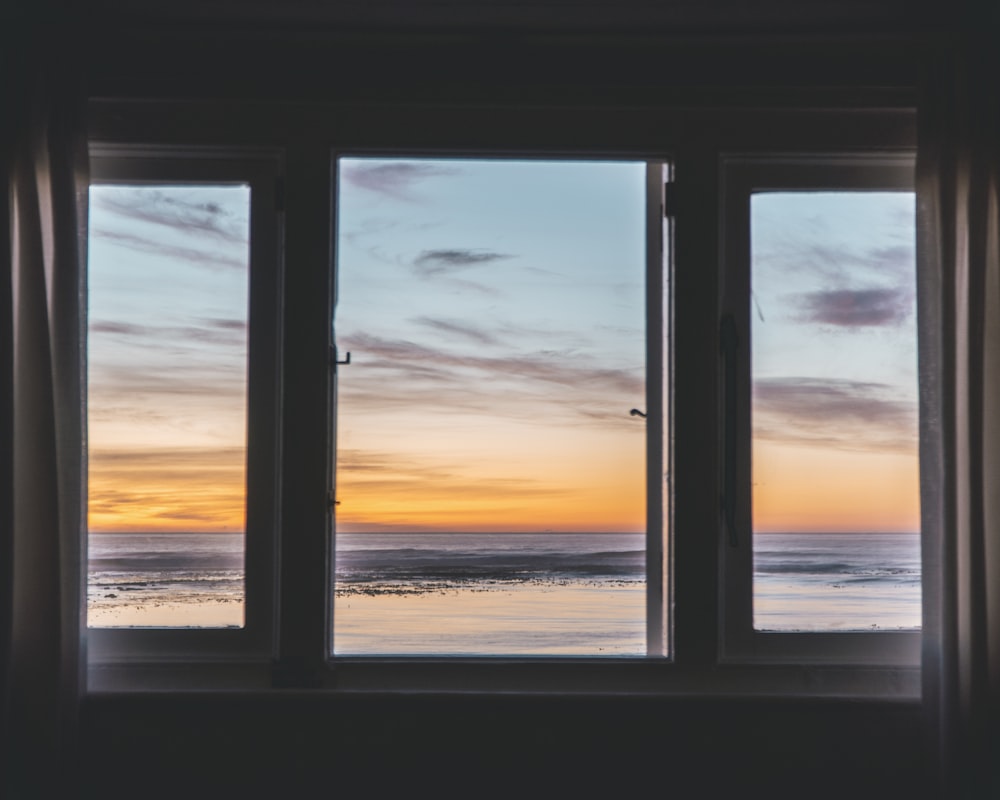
84;101;923;698
326;153;672;660
86;146;284;667
719;154;921;666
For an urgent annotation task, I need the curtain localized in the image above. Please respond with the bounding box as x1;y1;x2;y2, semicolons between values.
918;35;1000;799
1;33;88;798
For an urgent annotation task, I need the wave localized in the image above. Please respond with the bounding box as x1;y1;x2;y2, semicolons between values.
335;548;645;587
88;554;244;571
756;560;919;577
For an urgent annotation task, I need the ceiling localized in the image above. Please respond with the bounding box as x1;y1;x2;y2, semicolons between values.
15;0;958;35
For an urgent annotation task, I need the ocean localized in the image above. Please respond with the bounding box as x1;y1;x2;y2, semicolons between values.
753;532;921;632
87;532;245;629
87;531;921;652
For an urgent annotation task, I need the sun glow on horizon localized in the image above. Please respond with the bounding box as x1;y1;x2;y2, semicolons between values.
87;168;920;538
334;158;649;536
87;184;250;535
751;191;920;537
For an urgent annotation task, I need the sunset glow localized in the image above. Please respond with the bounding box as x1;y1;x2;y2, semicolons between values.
87;184;250;533
333;158;648;534
87;168;919;539
751;191;919;534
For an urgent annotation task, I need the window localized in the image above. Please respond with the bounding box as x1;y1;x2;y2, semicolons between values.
331;156;668;656
85;103;921;695
720;156;921;665
86;148;282;662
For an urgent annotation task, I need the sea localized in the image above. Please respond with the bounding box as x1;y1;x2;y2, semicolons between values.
87;531;921;652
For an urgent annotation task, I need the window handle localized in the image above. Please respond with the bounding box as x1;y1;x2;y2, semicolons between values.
720;314;739;547
629;408;647;418
330;346;351;366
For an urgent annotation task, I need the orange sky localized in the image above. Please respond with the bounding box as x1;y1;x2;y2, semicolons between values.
752;441;919;533
334;423;647;533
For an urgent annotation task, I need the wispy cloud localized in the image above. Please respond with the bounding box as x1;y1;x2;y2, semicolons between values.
91;188;248;245
413;249;514;278
759;238;915;285
412;316;502;346
90;318;246;347
91;362;245;402
335;449;571;499
92;229;247;271
342;332;641;393
88;446;246;530
337;332;644;426
794;287;913;327
90;447;246;467
341;162;460;201
753;377;917;452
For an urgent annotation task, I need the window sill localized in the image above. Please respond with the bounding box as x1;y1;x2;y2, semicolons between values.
87;657;920;700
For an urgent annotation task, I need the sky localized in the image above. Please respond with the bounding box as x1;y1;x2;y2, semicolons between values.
86;160;919;536
87;184;250;532
334;159;648;533
751;192;919;532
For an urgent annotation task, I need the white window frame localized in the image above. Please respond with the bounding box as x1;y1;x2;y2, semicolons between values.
84;101;922;698
719;154;922;666
86;147;283;668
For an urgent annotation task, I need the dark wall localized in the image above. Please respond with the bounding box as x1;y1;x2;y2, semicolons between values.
82;694;930;798
61;16;938;800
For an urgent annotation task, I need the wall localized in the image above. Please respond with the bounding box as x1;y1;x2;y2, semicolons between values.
76;20;936;800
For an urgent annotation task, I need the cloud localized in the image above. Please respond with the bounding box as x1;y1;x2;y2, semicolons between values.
755;227;914;286
90;317;246;346
88;446;247;529
92;362;245;401
753;377;917;452
335;449;571;500
91;188;248;245
206;318;247;332
794;287;913;327
342;331;642;393
90;321;142;336
412;316;502;346
341;162;460;200
92;229;247;271
413;249;514;277
336;332;644;427
89;447;246;467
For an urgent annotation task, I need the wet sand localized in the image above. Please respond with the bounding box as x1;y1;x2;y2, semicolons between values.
334;581;645;656
87;598;244;628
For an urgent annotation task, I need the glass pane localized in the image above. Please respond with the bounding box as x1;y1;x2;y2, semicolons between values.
333;158;649;655
87;184;250;628
751;191;921;632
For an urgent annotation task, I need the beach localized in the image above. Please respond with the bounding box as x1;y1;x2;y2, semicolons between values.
334;580;645;656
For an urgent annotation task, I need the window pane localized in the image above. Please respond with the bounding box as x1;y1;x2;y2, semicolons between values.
333;158;649;655
751;192;921;632
87;184;250;628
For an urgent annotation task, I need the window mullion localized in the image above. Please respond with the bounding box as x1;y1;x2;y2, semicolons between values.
274;141;333;686
671;146;724;670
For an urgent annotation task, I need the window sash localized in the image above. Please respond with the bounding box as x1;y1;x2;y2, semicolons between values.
326;154;672;659
83;102;922;695
718;154;921;665
86;148;283;664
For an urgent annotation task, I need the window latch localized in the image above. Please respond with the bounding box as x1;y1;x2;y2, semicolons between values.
331;346;351;366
